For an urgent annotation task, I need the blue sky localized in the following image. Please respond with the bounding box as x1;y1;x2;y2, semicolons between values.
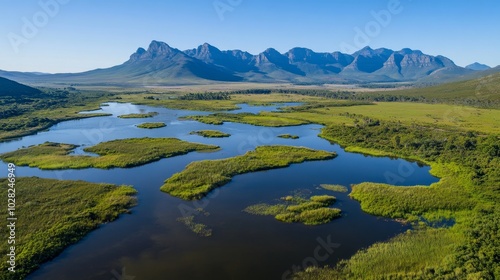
1;0;499;73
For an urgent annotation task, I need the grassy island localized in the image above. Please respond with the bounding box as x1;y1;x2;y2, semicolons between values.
136;122;167;129
320;184;348;193
245;194;341;225
0;138;219;169
161;146;336;200
278;134;299;139
189;130;231;138
118;112;159;118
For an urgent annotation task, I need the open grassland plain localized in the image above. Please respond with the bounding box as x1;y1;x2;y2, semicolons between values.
189;130;231;138
0;138;219;169
244;194;341;225
383;72;500;106
136;122;167;129
0;177;137;280
161;146;336;200
190;100;500;134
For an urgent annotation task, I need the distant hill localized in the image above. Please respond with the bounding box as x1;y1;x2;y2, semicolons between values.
0;41;483;86
466;62;491;71
384;72;500;105
0;77;42;97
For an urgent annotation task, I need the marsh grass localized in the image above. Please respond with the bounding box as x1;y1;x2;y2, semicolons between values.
0;177;137;279
0;138;219;169
298;208;342;225
117;112;159;118
349;182;475;219
136;122;166;129
297;118;499;278
176;216;212;237
189;130;231;138
161;146;336;200
286;202;326;212
295;227;464;280
244;194;340;225
244;203;287;216
278;134;299;139
320;184;348;193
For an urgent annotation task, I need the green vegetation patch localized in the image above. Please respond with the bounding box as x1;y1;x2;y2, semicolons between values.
176;216;212;237
181;112;310;127
0;177;137;279
244;203;287;216
244;194;340;226
136;122;166;129
278;134;299;139
0;138;219;169
189;130;231;138
0;89;113;141
118;112;159;118
161;146;336;200
349;182;474;219
295;227;463;280
320;184;348;193
296;118;499;278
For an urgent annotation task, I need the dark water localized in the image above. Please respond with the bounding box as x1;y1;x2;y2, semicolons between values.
0;103;439;280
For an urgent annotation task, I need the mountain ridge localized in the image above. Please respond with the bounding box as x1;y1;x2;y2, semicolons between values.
0;40;493;86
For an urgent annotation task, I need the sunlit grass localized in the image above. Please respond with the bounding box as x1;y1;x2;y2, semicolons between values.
320;184;348;193
136;122;166;129
295;227;463;280
244;193;340;226
0;138;219;169
0;177;137;279
161;146;336;200
189;130;230;138
118;112;158;118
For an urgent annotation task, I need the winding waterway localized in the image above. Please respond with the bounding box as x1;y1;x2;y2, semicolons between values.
0;102;439;280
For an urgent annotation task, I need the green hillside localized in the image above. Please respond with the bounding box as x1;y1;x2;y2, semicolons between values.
385;72;500;104
0;77;42;98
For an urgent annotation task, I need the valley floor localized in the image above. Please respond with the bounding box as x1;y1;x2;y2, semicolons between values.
0;83;499;279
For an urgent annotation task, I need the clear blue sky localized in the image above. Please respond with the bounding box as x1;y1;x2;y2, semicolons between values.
1;0;499;73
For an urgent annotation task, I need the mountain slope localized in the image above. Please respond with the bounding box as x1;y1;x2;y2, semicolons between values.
66;41;243;85
0;77;42;97
385;72;500;103
466;62;491;71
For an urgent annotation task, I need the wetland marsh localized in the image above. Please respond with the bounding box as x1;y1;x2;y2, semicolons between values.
0;101;440;280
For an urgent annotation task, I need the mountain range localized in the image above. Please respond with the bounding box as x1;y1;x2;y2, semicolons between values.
1;40;497;86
